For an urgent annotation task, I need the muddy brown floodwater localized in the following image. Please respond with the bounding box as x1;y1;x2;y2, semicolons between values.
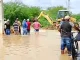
0;30;72;60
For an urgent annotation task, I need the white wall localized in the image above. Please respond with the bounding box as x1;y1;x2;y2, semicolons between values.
0;0;4;35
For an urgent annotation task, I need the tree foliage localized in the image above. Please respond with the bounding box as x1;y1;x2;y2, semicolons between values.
72;14;80;22
38;6;67;27
4;2;41;25
4;2;80;27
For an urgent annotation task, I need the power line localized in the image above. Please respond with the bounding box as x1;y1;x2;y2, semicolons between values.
10;0;21;3
15;0;22;3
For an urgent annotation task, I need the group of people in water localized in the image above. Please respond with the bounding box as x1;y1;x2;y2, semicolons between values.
4;15;80;58
4;18;41;35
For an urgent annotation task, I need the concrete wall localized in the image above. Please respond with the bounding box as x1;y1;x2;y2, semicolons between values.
0;0;4;35
0;1;4;59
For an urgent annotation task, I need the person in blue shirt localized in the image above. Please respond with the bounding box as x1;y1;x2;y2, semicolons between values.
22;19;28;35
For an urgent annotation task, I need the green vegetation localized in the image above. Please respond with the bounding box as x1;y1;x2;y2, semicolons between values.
72;14;80;22
4;2;41;25
4;2;80;27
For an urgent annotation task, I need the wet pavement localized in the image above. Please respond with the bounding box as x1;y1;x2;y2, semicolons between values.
0;30;74;60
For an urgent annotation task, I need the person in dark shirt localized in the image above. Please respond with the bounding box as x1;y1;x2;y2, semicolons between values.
5;20;10;35
59;16;74;55
4;20;7;34
59;16;80;56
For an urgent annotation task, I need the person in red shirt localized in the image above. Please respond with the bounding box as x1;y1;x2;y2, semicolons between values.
27;19;31;35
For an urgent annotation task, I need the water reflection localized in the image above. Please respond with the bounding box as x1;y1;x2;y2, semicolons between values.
60;54;72;60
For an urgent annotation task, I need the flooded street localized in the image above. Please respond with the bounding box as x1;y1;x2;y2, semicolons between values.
0;30;72;60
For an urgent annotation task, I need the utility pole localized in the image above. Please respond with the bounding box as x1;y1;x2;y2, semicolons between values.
0;0;4;35
67;0;70;10
0;0;4;57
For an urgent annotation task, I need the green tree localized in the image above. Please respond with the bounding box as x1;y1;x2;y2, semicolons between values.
47;6;66;20
38;6;66;27
4;2;41;25
72;14;80;22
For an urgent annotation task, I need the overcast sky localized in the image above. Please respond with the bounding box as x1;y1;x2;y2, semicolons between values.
3;0;80;14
